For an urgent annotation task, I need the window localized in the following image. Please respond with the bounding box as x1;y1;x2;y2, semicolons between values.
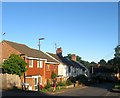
29;60;33;68
37;61;43;68
46;64;50;71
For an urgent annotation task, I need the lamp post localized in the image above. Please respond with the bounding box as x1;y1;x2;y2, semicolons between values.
38;38;45;91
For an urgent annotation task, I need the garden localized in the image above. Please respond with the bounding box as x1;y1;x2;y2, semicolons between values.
41;74;88;93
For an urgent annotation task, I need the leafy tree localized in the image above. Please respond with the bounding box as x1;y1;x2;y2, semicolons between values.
107;59;114;66
76;56;82;62
90;61;97;65
65;54;72;60
80;60;91;68
113;57;120;71
114;45;120;57
98;59;107;66
65;54;91;68
2;54;27;76
51;71;57;79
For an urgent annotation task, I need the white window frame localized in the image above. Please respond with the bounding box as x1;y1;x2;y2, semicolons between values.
29;60;33;68
37;60;43;68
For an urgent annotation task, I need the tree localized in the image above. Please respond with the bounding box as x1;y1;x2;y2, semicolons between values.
90;61;97;67
65;54;72;60
65;54;91;68
114;45;120;57
98;59;107;67
114;45;120;76
76;56;82;62
2;54;27;76
65;54;82;62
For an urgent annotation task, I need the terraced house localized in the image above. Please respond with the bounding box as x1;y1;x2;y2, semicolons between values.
0;40;89;91
46;47;89;82
1;40;59;91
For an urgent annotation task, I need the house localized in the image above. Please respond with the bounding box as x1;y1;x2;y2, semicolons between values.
1;40;59;91
46;47;89;82
46;49;68;82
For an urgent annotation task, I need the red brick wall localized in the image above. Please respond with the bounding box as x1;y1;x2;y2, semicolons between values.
45;64;58;79
26;60;45;76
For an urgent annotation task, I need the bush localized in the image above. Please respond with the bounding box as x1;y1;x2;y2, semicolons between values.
44;79;51;89
51;71;57;79
77;75;87;85
66;79;72;85
57;81;66;86
44;84;51;89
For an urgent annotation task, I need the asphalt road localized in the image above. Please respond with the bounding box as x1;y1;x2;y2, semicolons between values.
1;82;120;97
52;82;120;96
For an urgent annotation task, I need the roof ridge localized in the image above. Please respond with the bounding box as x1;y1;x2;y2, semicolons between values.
3;40;58;63
4;40;26;46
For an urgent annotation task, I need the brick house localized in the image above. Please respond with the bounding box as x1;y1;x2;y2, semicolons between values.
0;40;59;91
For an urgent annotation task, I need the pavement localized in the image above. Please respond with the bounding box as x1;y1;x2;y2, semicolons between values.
46;85;87;95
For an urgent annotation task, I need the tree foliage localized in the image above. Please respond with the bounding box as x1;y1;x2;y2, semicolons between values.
114;45;120;58
98;59;107;66
65;54;91;68
2;54;27;76
65;54;72;60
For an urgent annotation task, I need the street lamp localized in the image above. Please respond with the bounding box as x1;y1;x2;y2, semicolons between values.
38;38;45;91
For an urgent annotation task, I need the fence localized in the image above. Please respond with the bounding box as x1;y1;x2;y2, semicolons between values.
0;73;21;90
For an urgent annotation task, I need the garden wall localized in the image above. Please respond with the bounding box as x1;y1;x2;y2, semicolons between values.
0;73;21;90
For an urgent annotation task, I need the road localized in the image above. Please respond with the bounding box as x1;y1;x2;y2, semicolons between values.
1;82;120;97
52;82;120;96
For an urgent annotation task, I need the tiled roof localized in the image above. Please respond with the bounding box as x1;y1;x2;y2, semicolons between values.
3;40;58;63
46;52;62;62
47;52;88;70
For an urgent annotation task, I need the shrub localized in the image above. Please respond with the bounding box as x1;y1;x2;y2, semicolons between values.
51;71;57;79
78;75;87;85
66;79;72;85
44;79;51;89
57;81;66;86
44;84;51;89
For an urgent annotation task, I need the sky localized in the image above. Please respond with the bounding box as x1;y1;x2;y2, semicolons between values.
2;2;118;63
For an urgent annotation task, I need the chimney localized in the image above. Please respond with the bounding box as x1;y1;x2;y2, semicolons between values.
56;47;62;55
72;54;76;61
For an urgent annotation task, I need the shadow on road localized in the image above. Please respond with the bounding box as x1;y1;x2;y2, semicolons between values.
86;82;116;92
2;89;51;96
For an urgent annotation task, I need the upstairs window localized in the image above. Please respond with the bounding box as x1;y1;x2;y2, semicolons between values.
37;61;43;68
29;60;33;68
46;64;50;71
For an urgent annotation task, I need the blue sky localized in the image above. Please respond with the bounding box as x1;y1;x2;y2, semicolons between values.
2;2;118;63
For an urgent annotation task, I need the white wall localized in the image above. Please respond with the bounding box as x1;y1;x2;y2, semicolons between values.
58;63;68;77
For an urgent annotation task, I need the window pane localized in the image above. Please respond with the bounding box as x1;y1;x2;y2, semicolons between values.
29;60;33;68
37;61;43;68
